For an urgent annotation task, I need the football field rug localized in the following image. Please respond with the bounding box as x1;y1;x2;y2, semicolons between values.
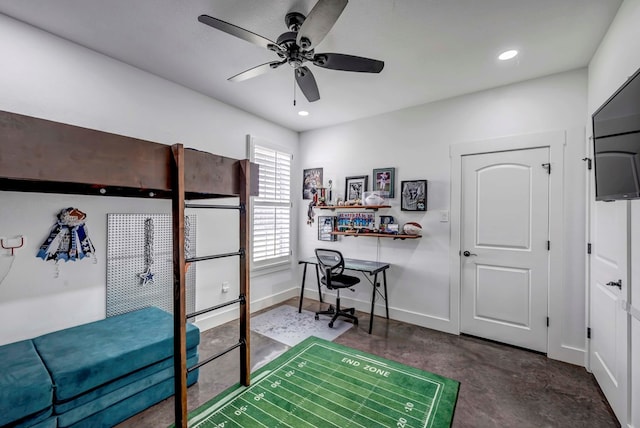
185;336;459;428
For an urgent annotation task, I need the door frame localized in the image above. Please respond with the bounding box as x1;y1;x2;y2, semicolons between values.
450;130;578;363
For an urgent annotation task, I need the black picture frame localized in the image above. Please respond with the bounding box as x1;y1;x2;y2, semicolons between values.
373;167;395;198
303;168;323;199
401;180;427;211
318;216;337;241
345;175;368;202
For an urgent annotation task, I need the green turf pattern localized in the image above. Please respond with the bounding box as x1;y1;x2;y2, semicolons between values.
186;336;459;428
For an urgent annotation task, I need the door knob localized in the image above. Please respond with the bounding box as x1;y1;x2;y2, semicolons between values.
605;279;622;290
463;250;477;257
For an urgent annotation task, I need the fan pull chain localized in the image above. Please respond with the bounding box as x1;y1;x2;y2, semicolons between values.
293;70;297;106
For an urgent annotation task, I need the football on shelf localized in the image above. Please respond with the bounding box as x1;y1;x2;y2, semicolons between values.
402;222;422;235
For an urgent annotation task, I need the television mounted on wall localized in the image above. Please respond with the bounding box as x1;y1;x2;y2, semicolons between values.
592;66;640;201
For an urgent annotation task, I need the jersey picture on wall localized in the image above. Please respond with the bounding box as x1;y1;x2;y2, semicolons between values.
401;180;427;211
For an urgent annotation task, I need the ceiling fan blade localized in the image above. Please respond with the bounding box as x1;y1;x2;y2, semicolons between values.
228;61;285;82
198;14;277;50
313;53;384;73
295;66;320;102
296;0;348;50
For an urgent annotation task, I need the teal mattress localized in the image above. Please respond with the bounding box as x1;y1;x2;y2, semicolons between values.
67;369;199;428
33;306;200;401
56;353;199;427
0;339;53;426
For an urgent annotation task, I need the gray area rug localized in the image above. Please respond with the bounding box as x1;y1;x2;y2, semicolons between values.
251;305;352;347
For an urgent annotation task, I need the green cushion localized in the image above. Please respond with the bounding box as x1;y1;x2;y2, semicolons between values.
67;369;199;428
57;353;199;427
55;346;198;413
18;415;57;428
12;410;54;428
34;306;200;401
0;339;53;426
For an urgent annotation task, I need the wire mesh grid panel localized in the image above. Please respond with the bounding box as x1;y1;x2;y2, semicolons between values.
106;214;196;317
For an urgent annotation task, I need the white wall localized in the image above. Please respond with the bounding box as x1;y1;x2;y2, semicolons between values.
299;69;588;364
0;14;299;345
587;0;640;425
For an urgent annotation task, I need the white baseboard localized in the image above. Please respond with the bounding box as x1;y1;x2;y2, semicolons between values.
195;288;583;367
308;290;585;365
194;287;299;332
307;289;457;335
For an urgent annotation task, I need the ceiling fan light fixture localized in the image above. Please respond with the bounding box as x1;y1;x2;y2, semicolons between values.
498;49;518;61
198;0;382;103
298;110;310;116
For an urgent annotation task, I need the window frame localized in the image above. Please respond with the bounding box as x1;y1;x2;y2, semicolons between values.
247;135;293;272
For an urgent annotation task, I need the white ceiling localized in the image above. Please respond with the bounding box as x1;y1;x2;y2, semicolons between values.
0;0;622;132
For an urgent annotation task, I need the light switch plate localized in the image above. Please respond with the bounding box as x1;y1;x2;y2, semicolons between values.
440;210;449;222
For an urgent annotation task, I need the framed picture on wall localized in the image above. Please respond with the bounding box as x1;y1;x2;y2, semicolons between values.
303;168;323;199
373;167;395;198
318;216;337;241
345;175;368;202
401;180;427;211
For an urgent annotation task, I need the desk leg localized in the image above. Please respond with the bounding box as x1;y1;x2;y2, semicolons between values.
369;272;379;334
315;265;323;303
383;269;389;319
298;263;308;313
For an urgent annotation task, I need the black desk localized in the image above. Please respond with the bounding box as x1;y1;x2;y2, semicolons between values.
297;257;390;334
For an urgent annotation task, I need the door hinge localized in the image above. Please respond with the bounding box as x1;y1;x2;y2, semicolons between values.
587;327;591;339
546;317;550;327
587;243;592;254
542;163;551;174
582;157;592;170
547;240;551;250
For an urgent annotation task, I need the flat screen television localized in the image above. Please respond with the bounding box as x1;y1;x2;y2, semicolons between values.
592;66;640;201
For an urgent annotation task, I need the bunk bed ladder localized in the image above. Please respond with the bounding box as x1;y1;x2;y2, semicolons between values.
171;144;252;428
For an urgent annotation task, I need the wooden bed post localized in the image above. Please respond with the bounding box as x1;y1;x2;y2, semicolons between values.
239;159;251;386
171;144;188;428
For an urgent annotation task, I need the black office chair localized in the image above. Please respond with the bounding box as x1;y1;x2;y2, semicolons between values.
314;249;360;328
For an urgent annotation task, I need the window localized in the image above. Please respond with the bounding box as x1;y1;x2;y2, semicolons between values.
248;137;292;269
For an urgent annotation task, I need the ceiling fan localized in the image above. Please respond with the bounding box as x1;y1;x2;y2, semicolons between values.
198;0;384;103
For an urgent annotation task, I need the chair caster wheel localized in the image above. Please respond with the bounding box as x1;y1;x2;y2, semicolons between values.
349;308;355;314
315;315;319;320
353;319;359;326
328;322;334;328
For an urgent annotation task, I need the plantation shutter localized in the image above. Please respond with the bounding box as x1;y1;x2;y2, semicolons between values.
251;142;292;268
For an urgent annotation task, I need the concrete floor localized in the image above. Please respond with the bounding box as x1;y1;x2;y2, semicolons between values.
117;297;619;427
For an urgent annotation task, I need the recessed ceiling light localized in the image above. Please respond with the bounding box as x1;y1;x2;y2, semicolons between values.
498;50;518;61
298;110;309;116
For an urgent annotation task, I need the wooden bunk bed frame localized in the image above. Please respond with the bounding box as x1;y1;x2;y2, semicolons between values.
0;110;259;428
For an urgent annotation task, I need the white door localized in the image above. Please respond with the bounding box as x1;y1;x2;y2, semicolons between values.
589;199;628;426
460;147;550;352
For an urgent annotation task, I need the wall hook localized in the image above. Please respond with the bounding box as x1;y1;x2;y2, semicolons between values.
1;236;24;256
